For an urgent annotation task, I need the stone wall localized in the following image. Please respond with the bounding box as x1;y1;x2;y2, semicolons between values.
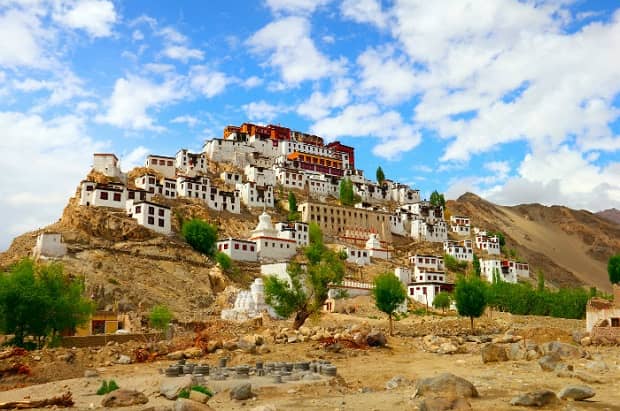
60;332;164;348
591;326;620;340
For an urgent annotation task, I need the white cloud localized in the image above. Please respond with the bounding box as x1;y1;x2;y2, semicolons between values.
171;115;200;127
162;45;204;62
132;29;144;41
96;75;187;130
121;145;149;171
341;0;389;29
247;16;346;85
242;100;289;122
12;70;90;107
310;103;421;159
144;63;175;73
0;8;48;68
242;76;263;88
52;0;117;37
264;0;332;14
158;26;187;44
297;78;352;120
484;161;510;179
189;66;233;98
0;111;104;250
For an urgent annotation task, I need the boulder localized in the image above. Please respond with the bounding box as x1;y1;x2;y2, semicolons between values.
160;375;192;400
230;383;253;400
223;339;238;351
183;347;203;359
189;390;209;404
557;385;595;401
173;398;215;411
481;343;508;363
540;341;585;359
419;397;472;411
257;345;271;354
585;360;608;373
166;351;185;361
101;389;148;407
414;373;478;399
538;354;562;371
506;343;526;361
249;406;277;411
206;340;222;353
438;342;459;355
84;369;99;378
510;390;557;407
238;339;257;354
366;331;387;347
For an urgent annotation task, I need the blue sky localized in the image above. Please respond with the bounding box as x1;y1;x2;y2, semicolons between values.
1;0;620;250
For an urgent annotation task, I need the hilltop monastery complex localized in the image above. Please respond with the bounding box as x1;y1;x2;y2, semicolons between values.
63;122;530;312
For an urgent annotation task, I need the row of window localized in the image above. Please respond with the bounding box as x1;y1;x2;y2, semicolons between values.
150;159;174;167
219;243;256;252
99;191;122;201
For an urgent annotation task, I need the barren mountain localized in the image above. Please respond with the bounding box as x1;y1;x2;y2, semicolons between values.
596;208;620;225
448;193;620;292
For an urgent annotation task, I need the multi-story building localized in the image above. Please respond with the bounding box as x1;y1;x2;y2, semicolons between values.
216;238;258;262
443;240;474;262
480;259;529;283
79;181;126;208
93;153;122;179
274;221;309;247
126;200;171;235
249;212;298;261
450;215;471;236
286;152;344;177
406;255;450;307
236;182;274;208
475;231;501;255
176;149;209;176
145;155;176;179
411;219;448;242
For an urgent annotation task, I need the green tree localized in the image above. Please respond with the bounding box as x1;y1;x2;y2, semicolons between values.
287;192;300;221
537;270;545;293
0;259;94;349
264;223;345;329
149;305;173;331
444;254;468;273
429;190;446;208
472;254;481;276
182;219;218;256
608;254;620;284
432;292;452;313
376;166;386;186
339;177;355;206
454;275;487;331
215;252;232;272
372;273;406;335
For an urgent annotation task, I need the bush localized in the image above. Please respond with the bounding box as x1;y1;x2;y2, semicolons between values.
191;386;213;397
339;178;356;206
215;252;232;271
609;254;620;284
444;254;468;273
432;292;452;312
149;305;173;330
97;380;119;395
182;219;218;256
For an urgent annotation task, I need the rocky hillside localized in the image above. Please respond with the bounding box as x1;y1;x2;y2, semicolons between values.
448;193;620;292
596;208;620;225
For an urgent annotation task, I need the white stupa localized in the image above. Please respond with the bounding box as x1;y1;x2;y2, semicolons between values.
221;278;277;321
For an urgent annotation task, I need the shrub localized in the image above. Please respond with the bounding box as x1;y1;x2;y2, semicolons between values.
432;292;452;312
181;219;217;256
149;305;173;330
97;380;119;395
191;386;213;397
339;178;355;206
444;254;468;273
215;252;232;272
609;254;620;284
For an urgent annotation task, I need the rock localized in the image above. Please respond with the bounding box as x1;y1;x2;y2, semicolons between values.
538;354;562;371
438;342;459;355
223;339;238;351
540;341;585;359
481;343;508;363
325;342;342;353
166;351;185;361
206;340;222;353
585;360;608;373
580;336;592;346
557;385;595;401
386;375;411;390
526;350;540;361
414;373;478;398
117;354;132;364
160;375;192;400
32;355;41;361
173;398;215;411
419;396;472;411
287;335;298;344
299;326;311;336
574;371;605;384
183;347;203;359
571;330;587;344
238;340;257;354
230;383;253;400
84;369;99;378
189;390;209;404
250;406;277;411
510;390;557;407
506;343;526;361
101;389;148;407
366;330;387;347
257;345;271;354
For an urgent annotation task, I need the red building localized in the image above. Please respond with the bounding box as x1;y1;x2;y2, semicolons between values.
326;141;355;169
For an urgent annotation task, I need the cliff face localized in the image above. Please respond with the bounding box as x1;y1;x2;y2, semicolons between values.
448;193;620;292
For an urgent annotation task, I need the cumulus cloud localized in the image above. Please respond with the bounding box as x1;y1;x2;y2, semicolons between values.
246;16;346;85
96;75;187;131
121;145;149;171
264;0;332;15
0;111;104;250
189;66;233;98
341;0;389;29
0;7;49;68
297;78;352;120
242;100;289;122
52;0;117;37
171;115;200;127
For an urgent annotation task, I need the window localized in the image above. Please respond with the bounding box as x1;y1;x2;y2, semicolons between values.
158;219;164;227
100;191;108;200
612;318;620;327
135;206;141;214
159;209;165;217
234;244;239;250
86;185;94;191
148;206;154;215
242;244;247;251
224;244;229;249
148;216;154;225
250;246;255;252
167;160;173;166
128;191;135;199
113;193;121;201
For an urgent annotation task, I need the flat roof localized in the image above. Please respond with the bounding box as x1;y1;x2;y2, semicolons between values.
94;153;119;160
132;200;171;209
147;154;176;160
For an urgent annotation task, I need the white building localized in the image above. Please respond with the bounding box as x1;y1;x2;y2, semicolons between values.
244;165;276;187
221;278;276;321
450;216;471;236
443;240;474;262
365;233;391;259
203;139;255;163
250;212;298;261
213;190;241;214
79;181;126;208
400;201;444;223
32;233;67;259
260;262;294;284
145;155;176;179
176;149;208;176
237;182;274;208
480;259;529;284
394;267;413;285
177;175;210;201
274;167;307;190
216;238;258;262
220;171;243;187
388;185;421;205
411;219;448;243
343;246;370;266
407;254;449;306
586;287;620;334
126;200;171;235
93;153;122;178
274;221;309;247
475;232;501;255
